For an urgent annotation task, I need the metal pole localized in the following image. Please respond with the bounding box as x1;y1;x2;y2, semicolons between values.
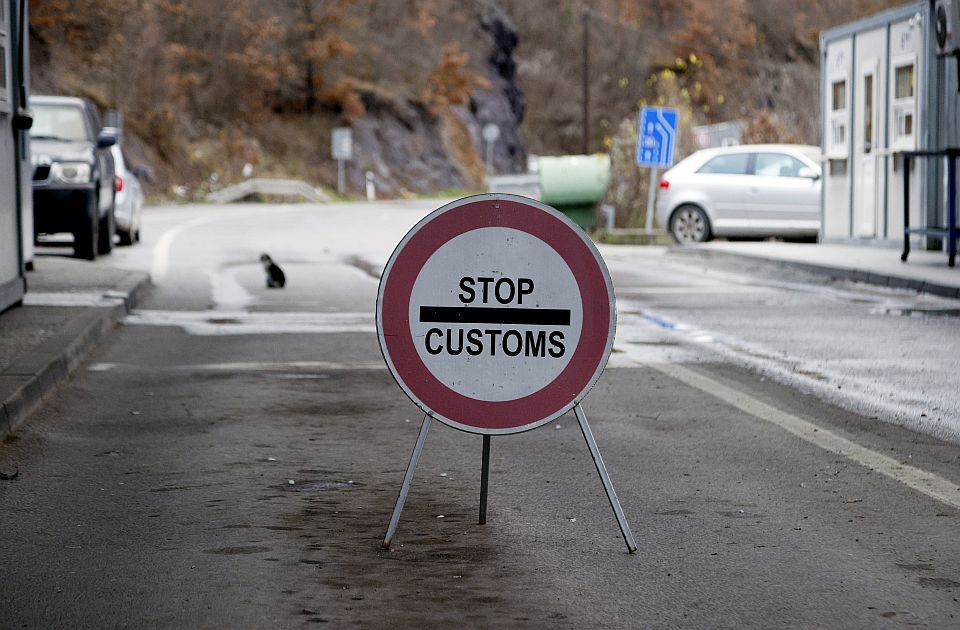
365;171;376;202
479;435;491;524
645;167;658;232
485;140;494;177
337;159;345;196
901;154;911;262
948;154;956;268
581;9;590;155
574;404;638;553
382;414;432;550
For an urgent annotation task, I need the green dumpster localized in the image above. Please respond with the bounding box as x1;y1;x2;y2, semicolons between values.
538;155;611;229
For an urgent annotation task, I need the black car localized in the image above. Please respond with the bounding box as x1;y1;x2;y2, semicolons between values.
30;96;118;260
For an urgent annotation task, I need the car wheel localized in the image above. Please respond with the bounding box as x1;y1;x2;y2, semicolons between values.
97;195;116;255
117;229;133;246
669;205;711;244
74;196;98;260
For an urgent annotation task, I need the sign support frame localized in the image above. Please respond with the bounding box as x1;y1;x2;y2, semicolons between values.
383;414;432;550
479;435;491;525
381;403;638;554
644;166;658;232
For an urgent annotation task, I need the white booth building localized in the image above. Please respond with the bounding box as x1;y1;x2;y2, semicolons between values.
820;1;958;248
0;0;31;313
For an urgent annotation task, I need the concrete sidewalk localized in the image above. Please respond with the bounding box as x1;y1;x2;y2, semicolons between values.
0;256;149;441
669;241;960;298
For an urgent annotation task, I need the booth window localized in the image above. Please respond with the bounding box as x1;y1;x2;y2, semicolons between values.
863;75;873;153
829;79;848;157
892;61;916;149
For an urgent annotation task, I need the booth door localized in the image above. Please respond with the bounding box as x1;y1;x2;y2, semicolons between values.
855;59;881;238
0;1;24;312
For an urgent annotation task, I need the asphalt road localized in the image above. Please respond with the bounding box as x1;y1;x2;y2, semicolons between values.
2;200;960;628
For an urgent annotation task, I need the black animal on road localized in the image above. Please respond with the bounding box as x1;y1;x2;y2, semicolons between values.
260;253;286;288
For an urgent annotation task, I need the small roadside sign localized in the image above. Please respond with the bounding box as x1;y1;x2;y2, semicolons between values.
331;127;352;161
636;107;679;168
377;194;616;435
332;127;352;195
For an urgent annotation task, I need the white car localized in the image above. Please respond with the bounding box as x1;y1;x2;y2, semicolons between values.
109;143;145;245
655;144;822;243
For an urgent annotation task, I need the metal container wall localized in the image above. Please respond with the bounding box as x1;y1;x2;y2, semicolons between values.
538;155;611;207
538;155;611;229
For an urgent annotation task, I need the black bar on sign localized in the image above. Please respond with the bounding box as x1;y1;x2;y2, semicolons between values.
419;306;570;326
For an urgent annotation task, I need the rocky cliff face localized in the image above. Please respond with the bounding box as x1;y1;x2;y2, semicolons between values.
348;0;525;196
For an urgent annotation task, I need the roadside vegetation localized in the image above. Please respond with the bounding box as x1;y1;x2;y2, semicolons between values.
29;0;898;212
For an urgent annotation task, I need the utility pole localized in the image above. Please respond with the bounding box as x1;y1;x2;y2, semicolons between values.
581;8;590;155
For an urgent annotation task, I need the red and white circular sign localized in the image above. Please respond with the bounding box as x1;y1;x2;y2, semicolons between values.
377;194;615;434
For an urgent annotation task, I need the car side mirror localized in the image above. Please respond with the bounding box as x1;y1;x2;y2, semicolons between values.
798;167;820;180
97;129;118;148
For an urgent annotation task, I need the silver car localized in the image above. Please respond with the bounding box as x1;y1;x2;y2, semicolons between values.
655;144;822;243
109;143;145;246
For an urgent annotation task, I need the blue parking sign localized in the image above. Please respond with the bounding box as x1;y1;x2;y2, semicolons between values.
636;107;679;168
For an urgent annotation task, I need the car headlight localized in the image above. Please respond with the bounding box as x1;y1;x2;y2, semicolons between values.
52;162;91;184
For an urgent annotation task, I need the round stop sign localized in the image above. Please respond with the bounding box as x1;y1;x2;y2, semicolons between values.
377;194;615;434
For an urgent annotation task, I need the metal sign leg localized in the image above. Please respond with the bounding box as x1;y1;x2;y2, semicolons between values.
382;414;432;550
479;435;491;524
574;404;638;553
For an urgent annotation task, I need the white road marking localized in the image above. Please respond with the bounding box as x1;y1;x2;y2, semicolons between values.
207;266;256;311
88;360;385;372
649;361;960;511
23;292;126;307
149;205;317;283
124;309;374;335
612;306;960;443
88;362;118;371
151;214;223;282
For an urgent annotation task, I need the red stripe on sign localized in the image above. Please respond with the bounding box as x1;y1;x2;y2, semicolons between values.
379;197;612;433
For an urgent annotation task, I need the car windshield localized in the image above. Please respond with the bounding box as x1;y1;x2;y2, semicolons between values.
30;104;89;142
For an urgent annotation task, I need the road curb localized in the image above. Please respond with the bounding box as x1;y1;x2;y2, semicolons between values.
0;272;151;440
669;247;960;299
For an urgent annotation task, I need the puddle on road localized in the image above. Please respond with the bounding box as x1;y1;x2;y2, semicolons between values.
206;317;241;325
282;480;358;492
203;546;272;555
871;307;960;318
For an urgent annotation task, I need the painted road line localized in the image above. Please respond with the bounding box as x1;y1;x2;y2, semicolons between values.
207;266;256;311
151;215;221;282
650;361;960;511
88;360;386;372
123;310;375;335
24;292;127;307
150;206;305;282
612;306;960;443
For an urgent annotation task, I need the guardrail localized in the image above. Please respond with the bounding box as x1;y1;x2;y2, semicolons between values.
485;174;541;200
206;179;332;204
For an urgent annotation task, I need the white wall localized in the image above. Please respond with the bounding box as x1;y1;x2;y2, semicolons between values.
886;16;924;241
823;38;853;239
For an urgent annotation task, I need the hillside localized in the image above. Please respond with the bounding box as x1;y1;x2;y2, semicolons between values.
28;0;903;211
29;0;525;198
